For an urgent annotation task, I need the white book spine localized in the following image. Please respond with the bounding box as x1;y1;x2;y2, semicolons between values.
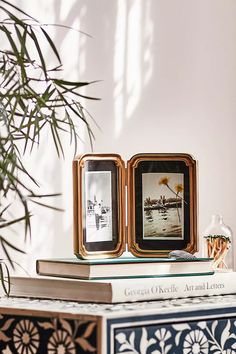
111;272;236;303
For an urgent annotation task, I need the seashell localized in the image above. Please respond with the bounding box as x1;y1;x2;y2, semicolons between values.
169;250;196;260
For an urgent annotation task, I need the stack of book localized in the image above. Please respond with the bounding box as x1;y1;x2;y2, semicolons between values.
8;256;236;303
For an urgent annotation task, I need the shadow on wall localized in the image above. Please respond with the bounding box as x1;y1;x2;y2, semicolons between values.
32;0;154;261
14;0;236;273
53;0;154;137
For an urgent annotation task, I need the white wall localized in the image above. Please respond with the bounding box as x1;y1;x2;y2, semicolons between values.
11;0;236;273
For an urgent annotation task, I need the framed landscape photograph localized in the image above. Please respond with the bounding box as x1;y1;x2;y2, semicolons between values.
73;154;126;259
127;153;197;257
142;172;185;240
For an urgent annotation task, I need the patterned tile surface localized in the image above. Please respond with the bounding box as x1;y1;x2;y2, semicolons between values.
0;294;236;316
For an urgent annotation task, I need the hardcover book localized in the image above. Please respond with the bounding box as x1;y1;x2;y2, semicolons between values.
36;257;214;280
9;272;236;304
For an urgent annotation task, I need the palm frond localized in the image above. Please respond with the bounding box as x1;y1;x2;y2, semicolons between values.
0;1;98;285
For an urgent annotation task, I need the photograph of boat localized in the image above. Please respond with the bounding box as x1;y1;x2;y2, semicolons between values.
142;173;185;240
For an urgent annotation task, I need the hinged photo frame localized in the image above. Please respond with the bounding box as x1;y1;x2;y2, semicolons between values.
73;153;197;259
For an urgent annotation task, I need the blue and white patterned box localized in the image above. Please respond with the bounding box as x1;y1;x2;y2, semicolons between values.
0;295;236;353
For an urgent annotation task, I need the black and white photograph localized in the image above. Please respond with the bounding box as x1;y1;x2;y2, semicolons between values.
85;171;113;243
142;172;185;240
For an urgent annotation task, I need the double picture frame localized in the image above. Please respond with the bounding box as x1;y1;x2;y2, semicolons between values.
73;153;197;259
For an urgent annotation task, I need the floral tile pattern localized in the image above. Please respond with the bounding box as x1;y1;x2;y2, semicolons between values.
115;318;236;354
0;314;97;353
1;296;236;353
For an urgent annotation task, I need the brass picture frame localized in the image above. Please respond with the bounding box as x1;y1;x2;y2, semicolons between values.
73;153;197;259
127;153;197;257
73;154;126;259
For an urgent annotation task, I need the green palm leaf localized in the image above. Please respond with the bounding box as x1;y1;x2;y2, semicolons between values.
0;0;98;284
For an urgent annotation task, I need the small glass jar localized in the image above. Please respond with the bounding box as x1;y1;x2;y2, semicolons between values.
203;214;233;271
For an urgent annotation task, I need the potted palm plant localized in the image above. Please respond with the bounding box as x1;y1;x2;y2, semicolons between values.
0;0;97;294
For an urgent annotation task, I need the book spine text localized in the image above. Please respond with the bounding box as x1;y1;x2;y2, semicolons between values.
111;273;235;303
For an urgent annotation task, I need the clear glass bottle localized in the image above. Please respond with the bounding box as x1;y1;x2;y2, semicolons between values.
203;214;233;271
